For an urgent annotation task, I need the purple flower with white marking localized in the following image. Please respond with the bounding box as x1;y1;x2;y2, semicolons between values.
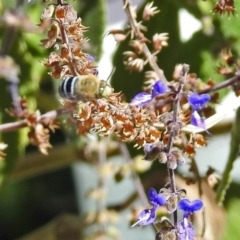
177;218;195;240
188;93;211;133
131;188;166;227
130;92;153;106
130;80;168;106
188;93;211;111
190;111;206;129
177;198;203;240
131;204;158;227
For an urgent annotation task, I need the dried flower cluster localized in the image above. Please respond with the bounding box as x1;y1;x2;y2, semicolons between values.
7;98;58;154
64;94;161;147
40;4;97;78
212;0;236;16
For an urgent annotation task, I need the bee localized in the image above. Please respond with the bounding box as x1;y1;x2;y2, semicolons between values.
59;74;113;101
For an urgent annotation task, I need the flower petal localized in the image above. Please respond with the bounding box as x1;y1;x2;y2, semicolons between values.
148;188;166;206
151;80;168;98
87;54;95;62
190;111;210;134
188;93;211;111
131;204;157;227
177;218;195;240
178;198;203;214
130;92;152;106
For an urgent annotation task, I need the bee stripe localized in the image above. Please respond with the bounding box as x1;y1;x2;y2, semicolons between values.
59;76;77;100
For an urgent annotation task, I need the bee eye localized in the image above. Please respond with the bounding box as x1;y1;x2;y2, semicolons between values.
92;68;99;76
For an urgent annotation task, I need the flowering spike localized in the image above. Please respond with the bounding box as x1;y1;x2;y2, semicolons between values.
188;93;211;111
178;198;203;214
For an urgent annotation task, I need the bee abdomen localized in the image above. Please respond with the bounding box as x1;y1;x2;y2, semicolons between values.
59;76;78;100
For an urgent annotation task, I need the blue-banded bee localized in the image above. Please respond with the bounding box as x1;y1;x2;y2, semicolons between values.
59;74;113;101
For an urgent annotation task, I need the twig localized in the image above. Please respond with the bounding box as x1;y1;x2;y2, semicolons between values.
122;0;168;85
191;157;206;237
57;20;78;76
199;74;240;94
0;108;71;133
118;142;149;207
96;141;107;234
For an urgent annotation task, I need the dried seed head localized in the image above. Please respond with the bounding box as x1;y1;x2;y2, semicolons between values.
144;71;159;86
158;151;168;164
129;40;144;54
159;112;173;125
173;64;184;80
165;193;178;213
28;123;52;155
129;5;137;19
221;48;234;66
171;148;185;165
212;0;236;16
143;2;160;21
155;227;177;240
124;58;145;72
167;121;183;138
41;4;54;21
216;64;233;75
167;153;177;170
184;143;196;158
152;33;169;51
40;23;60;48
143;141;164;161
194;134;207;147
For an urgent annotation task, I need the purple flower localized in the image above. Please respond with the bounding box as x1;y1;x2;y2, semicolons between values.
188;93;210;111
131;204;158;227
190;111;206;128
177;218;195;240
87;55;95;62
151;80;168;98
131;188;166;227
148;188;166;206
130;92;152;106
130;80;168;106
178;198;203;216
191;111;210;134
177;198;203;240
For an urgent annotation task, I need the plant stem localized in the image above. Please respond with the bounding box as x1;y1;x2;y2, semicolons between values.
122;0;168;85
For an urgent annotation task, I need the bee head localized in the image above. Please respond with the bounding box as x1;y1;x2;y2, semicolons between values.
99;80;113;98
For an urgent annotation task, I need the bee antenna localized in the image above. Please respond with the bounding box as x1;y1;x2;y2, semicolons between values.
107;67;116;83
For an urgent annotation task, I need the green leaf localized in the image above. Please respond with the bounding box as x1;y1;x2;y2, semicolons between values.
223;198;240;240
216;107;240;204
